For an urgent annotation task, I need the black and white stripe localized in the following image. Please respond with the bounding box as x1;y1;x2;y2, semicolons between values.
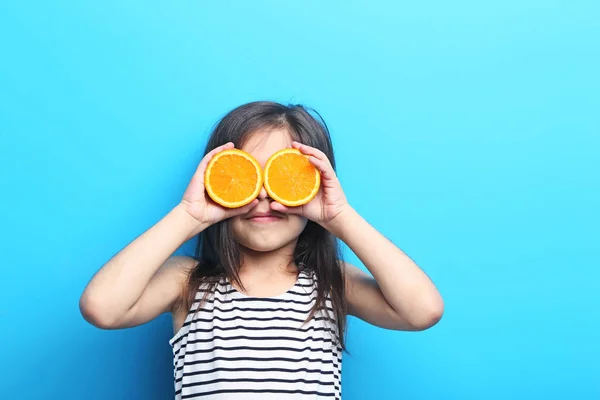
170;271;342;399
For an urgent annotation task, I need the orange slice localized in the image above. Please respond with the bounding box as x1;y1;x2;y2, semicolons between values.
204;149;263;208
264;148;321;207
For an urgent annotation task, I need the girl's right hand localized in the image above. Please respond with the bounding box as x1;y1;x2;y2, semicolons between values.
179;142;258;228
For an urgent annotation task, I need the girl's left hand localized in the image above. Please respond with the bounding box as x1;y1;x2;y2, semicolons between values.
270;142;350;229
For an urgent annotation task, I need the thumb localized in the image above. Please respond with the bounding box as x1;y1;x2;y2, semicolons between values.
270;201;303;215
224;199;259;218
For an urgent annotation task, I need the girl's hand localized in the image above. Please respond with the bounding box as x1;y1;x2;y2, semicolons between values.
270;142;351;230
180;142;259;228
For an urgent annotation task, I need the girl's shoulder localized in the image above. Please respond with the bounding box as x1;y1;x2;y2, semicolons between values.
162;256;198;283
161;256;197;304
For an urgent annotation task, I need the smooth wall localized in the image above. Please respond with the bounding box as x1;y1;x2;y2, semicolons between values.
1;1;598;399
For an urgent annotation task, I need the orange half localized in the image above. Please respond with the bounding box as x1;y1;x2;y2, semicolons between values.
204;149;263;208
264;148;321;207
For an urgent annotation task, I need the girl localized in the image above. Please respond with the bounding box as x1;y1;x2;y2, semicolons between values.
80;101;444;399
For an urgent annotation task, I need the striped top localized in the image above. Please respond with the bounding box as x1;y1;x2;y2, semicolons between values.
169;270;342;399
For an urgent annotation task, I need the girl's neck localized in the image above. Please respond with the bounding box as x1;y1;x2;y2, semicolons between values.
239;243;298;278
232;243;299;297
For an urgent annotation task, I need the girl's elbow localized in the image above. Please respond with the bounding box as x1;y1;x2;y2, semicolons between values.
424;301;444;329
411;296;444;330
79;293;120;330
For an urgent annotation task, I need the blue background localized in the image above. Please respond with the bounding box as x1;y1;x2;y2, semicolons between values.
1;1;598;399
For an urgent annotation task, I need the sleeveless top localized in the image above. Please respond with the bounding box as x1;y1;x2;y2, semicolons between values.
169;270;342;400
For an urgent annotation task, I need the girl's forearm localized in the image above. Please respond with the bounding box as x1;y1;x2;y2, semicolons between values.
327;206;443;327
80;204;204;320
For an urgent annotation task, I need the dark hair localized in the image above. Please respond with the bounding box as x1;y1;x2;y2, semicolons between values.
184;101;347;350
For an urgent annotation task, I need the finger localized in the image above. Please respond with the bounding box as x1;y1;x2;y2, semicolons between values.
308;155;337;182
292;141;328;161
270;201;303;215
292;142;335;175
199;142;235;172
192;142;235;184
225;199;259;217
209;141;235;155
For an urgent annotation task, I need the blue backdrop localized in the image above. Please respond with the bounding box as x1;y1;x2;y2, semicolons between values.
1;1;598;399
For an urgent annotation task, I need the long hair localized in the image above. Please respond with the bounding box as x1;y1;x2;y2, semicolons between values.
184;101;347;349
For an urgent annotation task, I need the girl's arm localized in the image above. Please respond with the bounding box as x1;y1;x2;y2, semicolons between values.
79;142;258;330
330;207;444;331
79;206;202;329
271;142;443;331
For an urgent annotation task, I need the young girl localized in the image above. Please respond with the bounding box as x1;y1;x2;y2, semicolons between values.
80;101;444;399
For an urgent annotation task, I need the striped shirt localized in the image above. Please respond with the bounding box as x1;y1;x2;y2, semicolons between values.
169;270;342;399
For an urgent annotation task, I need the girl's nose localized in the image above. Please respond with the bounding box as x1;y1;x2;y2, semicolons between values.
257;186;270;201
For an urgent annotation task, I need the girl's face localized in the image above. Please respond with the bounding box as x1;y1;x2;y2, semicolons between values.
231;128;308;253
